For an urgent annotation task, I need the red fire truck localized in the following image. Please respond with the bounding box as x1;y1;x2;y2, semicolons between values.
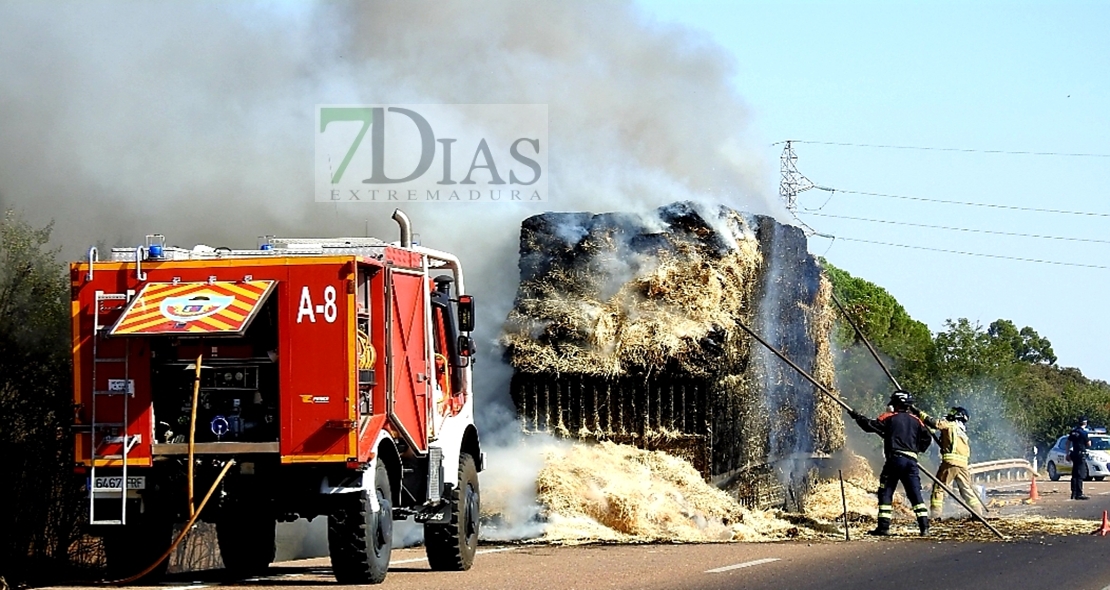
70;210;483;584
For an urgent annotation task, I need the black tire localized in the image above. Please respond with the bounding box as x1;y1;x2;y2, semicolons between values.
1048;462;1060;481
425;453;479;571
217;506;276;576
1096;477;1106;482
328;460;393;584
103;517;174;583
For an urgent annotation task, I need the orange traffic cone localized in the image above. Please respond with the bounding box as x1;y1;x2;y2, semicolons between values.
1027;477;1040;502
1093;510;1110;536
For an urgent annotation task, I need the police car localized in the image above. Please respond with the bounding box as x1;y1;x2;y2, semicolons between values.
1047;428;1110;481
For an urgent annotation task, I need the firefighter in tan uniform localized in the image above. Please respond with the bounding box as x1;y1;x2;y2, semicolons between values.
916;406;984;519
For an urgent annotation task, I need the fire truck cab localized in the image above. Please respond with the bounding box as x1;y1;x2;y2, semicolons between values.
70;210;482;584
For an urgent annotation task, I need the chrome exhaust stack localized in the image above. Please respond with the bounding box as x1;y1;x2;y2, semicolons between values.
392;209;412;248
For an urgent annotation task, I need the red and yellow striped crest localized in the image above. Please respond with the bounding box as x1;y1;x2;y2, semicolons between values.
109;281;276;336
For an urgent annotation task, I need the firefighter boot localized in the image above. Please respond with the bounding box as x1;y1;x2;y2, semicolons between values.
867;518;891;536
917;515;930;537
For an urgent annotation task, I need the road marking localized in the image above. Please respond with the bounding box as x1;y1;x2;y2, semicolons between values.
1098;490;1110;495
391;546;518;566
705;557;780;573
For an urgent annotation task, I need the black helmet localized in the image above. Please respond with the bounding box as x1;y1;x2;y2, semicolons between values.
1079;416;1089;426
947;407;970;423
889;390;914;409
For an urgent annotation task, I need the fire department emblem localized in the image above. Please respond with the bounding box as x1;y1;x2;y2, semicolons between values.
160;294;235;323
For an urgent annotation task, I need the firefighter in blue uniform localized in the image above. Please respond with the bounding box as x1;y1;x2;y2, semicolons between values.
1068;416;1091;500
849;390;933;536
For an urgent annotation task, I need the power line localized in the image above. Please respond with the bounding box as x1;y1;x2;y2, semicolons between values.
813;234;1110;270
800;211;1110;245
777;140;1110;159
833;188;1110;218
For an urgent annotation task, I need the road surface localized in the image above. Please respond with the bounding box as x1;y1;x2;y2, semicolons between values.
43;480;1110;590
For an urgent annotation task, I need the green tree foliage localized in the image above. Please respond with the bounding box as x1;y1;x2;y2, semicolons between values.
987;319;1057;365
0;210;81;584
823;260;1110;463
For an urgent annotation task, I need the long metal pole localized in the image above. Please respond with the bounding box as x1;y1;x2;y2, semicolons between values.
839;469;850;541
829;292;902;390
736;318;1005;539
828;290;940;445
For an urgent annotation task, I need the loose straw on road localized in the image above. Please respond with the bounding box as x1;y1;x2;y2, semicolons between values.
735;318;1006;540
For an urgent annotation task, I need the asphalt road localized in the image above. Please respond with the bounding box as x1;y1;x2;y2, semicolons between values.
43;479;1110;590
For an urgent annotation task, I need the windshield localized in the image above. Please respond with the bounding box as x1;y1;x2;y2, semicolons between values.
1091;437;1110;451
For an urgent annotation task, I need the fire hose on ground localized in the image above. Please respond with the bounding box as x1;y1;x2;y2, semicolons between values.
109;353;229;584
109;459;235;584
735;318;1006;540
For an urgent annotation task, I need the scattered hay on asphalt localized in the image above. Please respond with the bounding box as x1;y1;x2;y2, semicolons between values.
537;441;796;543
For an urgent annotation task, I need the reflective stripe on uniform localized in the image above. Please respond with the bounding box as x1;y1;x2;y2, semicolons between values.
913;503;929;517
941;453;969;466
878;504;893;517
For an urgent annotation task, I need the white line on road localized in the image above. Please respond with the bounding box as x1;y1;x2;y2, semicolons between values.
705;558;780;574
391;546;518;566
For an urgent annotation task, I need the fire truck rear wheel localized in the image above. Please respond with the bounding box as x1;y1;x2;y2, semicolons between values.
424;453;479;571
216;506;276;576
103;516;174;583
328;460;393;584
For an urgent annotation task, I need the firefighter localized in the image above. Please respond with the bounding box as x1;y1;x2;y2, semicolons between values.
848;390;933;536
1067;416;1091;500
916;406;984;519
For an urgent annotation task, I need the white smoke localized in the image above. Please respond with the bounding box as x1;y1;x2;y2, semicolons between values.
0;0;781;546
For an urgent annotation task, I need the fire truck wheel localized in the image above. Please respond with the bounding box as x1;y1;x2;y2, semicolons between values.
216;507;276;576
424;452;480;571
328;460;393;584
103;517;174;583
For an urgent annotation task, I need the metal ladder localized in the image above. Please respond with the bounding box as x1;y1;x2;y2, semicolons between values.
89;290;137;526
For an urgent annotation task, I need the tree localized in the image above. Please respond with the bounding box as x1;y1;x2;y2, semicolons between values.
0;210;78;584
987;319;1057;365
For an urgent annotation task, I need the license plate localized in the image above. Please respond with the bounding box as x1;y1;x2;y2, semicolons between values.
93;476;145;491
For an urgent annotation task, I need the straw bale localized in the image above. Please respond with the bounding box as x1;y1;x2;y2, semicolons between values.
802;273;846;453
503;218;762;378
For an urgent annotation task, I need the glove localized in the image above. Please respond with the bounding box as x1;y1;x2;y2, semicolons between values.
848;409;865;421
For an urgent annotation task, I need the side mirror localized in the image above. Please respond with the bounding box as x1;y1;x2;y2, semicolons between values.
457;335;475;358
457;294;475;332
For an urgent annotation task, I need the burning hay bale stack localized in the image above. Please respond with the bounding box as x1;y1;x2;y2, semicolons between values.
502;201;845;509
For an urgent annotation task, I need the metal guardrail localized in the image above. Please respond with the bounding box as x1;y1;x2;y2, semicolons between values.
968;459;1036;483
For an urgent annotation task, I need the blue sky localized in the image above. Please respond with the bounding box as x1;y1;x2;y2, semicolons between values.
637;1;1110;379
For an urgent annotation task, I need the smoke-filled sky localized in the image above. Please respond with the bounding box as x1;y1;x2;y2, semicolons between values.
0;0;780;423
5;0;1106;387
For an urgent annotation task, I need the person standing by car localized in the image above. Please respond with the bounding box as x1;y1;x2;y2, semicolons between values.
1068;416;1092;500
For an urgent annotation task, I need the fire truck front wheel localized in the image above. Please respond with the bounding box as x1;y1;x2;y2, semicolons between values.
328;460;393;584
424;452;480;571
